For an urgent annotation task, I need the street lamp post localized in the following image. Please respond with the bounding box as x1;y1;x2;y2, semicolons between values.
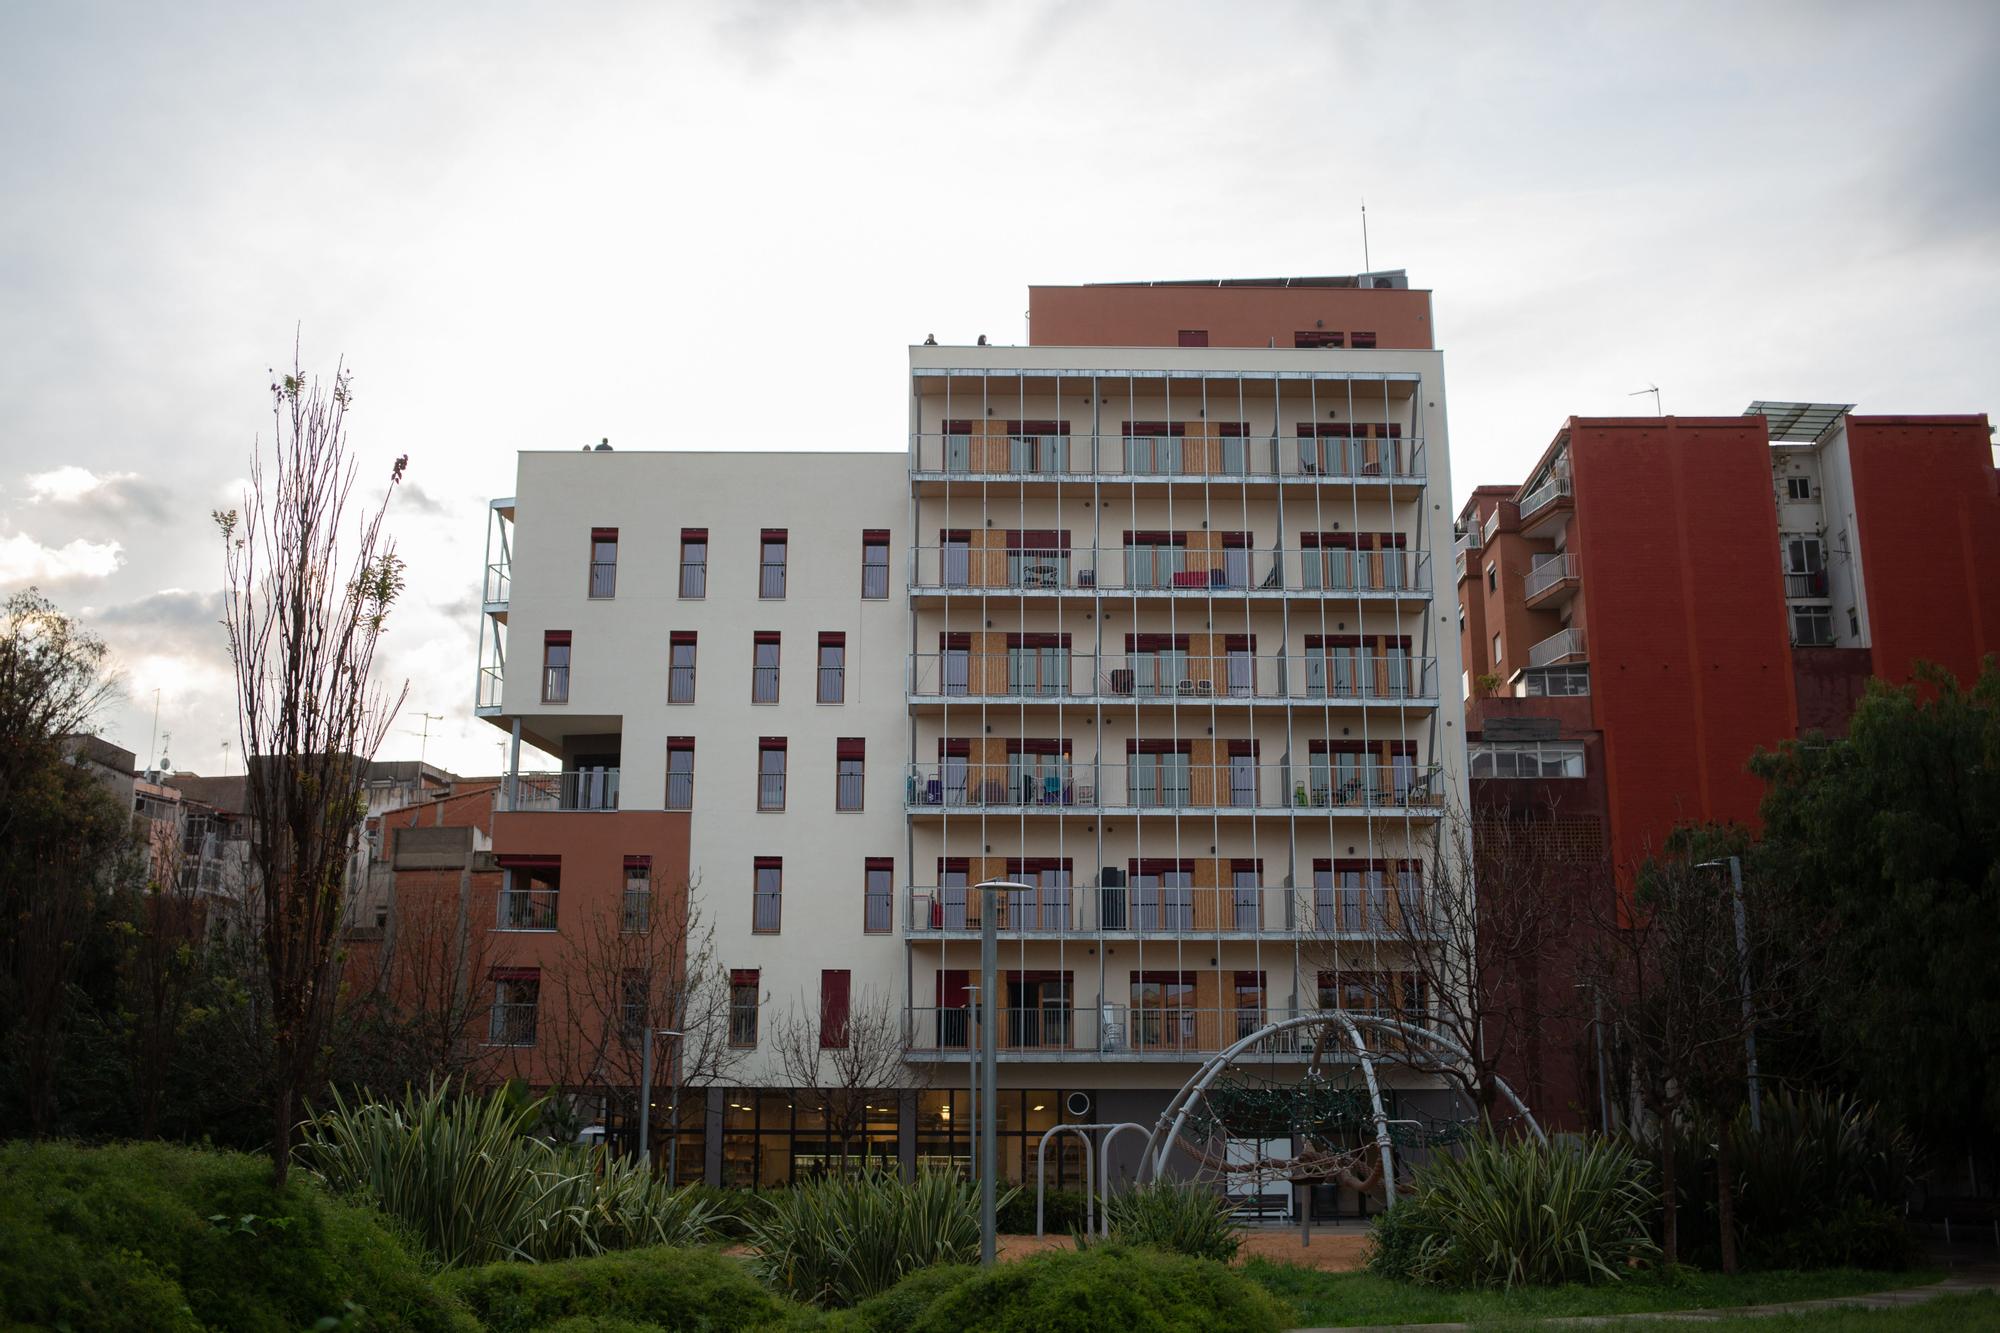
972;880;1030;1267
636;1027;683;1170
1698;856;1761;1133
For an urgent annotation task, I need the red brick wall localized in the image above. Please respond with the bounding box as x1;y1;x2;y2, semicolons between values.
1845;416;2000;689
1570;418;1799;882
1792;646;1874;736
1027;284;1435;349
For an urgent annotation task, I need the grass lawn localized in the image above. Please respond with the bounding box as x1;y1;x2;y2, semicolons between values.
1694;1292;2000;1329
1242;1260;1945;1327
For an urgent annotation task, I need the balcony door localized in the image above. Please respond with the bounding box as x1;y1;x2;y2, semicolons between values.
1131;864;1193;931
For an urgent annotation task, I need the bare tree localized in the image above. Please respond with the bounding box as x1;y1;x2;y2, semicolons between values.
770;986;916;1172
215;351;408;1183
1583;837;1819;1272
538;876;744;1156
1305;794;1599;1123
363;875;499;1085
123;807;211;1138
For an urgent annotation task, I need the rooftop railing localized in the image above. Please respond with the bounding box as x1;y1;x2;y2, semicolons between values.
506;768;621;812
1519;473;1573;521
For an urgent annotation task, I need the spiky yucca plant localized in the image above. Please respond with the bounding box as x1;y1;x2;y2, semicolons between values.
745;1167;991;1308
1095;1180;1242;1262
297;1084;718;1267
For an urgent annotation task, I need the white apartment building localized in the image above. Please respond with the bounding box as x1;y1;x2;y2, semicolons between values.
473;276;1471;1193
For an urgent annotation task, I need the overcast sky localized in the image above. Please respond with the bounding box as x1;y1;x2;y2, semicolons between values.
2;0;1994;779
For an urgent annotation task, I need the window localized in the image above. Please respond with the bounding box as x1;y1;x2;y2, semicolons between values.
1004;527;1070;585
1127;740;1192;807
623;856;652;932
489;969;539;1045
864;858;893;933
679;528;708;598
836;738;865;811
1316;969;1391;1016
620;971;649;1045
1123;530;1189;588
1485;563;1497;593
752;632;780;703
1129;859;1194;930
758;738;787;811
861;530;890;599
729;969;760;1047
760;529;788;599
497;860;560;929
1311;859;1419;933
542;631;571;704
1350;330;1377;349
1491;631;1503;666
1784;535;1827;598
589;528;618;598
668;631;696;703
753;858;782;932
1131;971;1197;1048
1177;329;1209;347
666;738;694;810
1294;330;1343;348
820;969;851;1048
1786;475;1812;500
1522;665;1591;697
1468;740;1587;778
1791;604;1834;646
818;632;845;703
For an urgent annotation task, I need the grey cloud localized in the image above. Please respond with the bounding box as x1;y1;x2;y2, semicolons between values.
90;588;228;660
398;481;448;515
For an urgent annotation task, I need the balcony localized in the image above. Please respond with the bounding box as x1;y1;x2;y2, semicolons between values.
903;761;1443;816
907;652;1439;708
908;545;1432;601
505;769;621;812
487;1002;539;1046
496;887;559;931
907;431;1428;487
903;1004;1403;1062
1518;474;1573;538
1526;628;1587;668
903;883;1430;939
474;499;514;719
1522;553;1578;609
1785;570;1829;599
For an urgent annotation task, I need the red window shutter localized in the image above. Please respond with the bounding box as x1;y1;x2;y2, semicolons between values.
545;630;572;645
1226;740;1259;757
1177;330;1208;347
730;968;759;987
681;527;708;541
1130;858;1195;874
670;630;695;646
754;631;779;645
667;735;693;749
820;970;851;1048
819;631;846;647
1231;858;1263;874
837;737;865;760
623;855;651;870
760;737;786;752
490;966;539;982
760;528;788;542
591;527;618;540
863;528;890;543
496;854;560;868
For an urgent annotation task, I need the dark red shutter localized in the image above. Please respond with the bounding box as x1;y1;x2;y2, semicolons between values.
837;738;865;760
820;970;851;1048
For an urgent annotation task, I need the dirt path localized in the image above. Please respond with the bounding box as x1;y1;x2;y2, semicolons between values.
997;1228;1370;1272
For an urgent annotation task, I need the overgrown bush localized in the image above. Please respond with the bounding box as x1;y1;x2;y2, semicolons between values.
441;1244;789;1333
0;1139;475;1332
1366;1134;1659;1288
1094;1180;1241;1261
679;1183;769;1239
893;1244;1290;1332
846;1263;984;1332
1639;1089;1919;1271
299;1083;719;1265
745;1167;991;1308
996;1185;1088;1234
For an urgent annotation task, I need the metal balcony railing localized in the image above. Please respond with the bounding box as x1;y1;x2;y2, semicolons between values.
907;651;1438;703
589;561;616;598
1785;570;1829;599
508;769;621;812
484;560;510;607
1523;553;1576;600
1519;473;1572;520
908;431;1427;482
902;1005;1407;1059
622;887;652;933
902;883;1432;937
488;1002;538;1046
903;761;1442;813
496;888;559;931
1526;628;1588;668
908;545;1432;597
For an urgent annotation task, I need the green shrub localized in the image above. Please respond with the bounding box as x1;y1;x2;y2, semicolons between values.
1747;1197;1920;1272
898;1245;1290;1332
1095;1180;1241;1262
0;1139;475;1332
746;1167;992;1308
1367;1134;1660;1288
847;1263;983;1332
299;1083;718;1266
441;1244;788;1333
995;1186;1088;1235
678;1184;767;1239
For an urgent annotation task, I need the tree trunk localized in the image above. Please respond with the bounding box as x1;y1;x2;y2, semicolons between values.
1716;1116;1739;1275
1659;1113;1679;1267
271;1074;294;1187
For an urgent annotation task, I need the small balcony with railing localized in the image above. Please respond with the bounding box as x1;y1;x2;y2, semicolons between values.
1517;472;1573;538
496;883;559;932
904;760;1443;816
1526;627;1588;668
1785;569;1830;600
903;881;1430;940
902;1003;1407;1062
907;430;1428;489
907;651;1438;709
908;544;1432;602
475;499;515;719
1522;552;1579;610
504;768;621;812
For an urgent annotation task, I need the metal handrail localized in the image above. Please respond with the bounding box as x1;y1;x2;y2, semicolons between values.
507;769;621;812
907;651;1437;702
1523;553;1576;599
903;761;1443;812
1519;473;1572;520
907;431;1426;481
1526;628;1587;668
908;545;1432;596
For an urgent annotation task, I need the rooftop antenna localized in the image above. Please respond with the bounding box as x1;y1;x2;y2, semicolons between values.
405;712;445;765
1360;198;1371;274
1629;384;1662;416
147;687;161;773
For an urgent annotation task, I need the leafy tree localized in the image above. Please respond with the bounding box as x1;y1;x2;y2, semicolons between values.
1751;660;2000;1171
